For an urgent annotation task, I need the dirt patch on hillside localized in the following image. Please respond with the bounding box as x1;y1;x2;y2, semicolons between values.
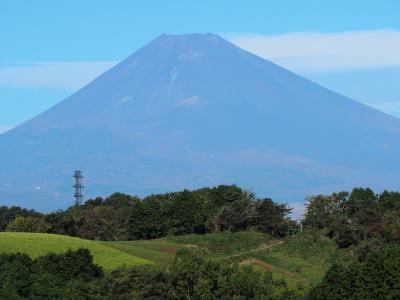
161;246;181;254
240;258;298;278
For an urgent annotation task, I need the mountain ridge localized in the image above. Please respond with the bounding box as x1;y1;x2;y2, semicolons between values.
1;33;400;210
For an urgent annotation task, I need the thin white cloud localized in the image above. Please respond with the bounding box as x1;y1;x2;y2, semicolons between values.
0;125;14;134
227;29;400;72
0;30;398;92
367;100;400;117
0;61;117;90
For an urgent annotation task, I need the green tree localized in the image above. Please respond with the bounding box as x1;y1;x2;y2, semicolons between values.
310;246;400;299
308;263;351;300
0;206;42;231
378;190;400;211
0;249;102;299
79;205;126;240
6;216;50;233
167;190;209;235
128;196;169;240
0;253;33;298
303;192;347;230
347;188;378;224
92;265;169;299
209;197;252;232
251;198;293;237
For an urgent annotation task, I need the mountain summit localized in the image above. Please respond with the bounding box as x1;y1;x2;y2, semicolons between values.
1;33;400;209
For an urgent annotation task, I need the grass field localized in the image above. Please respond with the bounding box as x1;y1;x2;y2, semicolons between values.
102;239;184;267
0;232;151;271
243;230;347;287
103;230;338;287
168;230;272;257
103;230;273;267
0;230;341;288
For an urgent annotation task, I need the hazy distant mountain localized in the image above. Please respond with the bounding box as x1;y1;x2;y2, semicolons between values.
1;33;400;210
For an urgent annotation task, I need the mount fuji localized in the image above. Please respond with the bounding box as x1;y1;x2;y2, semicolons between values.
1;33;400;210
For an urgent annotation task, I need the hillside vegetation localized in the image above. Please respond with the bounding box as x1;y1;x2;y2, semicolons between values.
3;186;400;298
168;230;272;256
247;230;347;287
103;231;273;267
104;230;338;289
0;232;150;271
1;185;295;242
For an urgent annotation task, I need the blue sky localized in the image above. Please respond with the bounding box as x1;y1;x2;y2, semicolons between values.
1;0;399;133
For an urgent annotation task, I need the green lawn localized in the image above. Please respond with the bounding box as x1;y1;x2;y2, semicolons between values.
0;232;151;271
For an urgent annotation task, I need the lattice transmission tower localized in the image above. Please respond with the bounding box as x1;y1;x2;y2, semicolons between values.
73;170;84;205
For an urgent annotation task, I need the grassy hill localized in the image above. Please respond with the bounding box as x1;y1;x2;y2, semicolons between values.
238;230;348;288
0;232;150;271
104;230;344;289
102;230;273;267
0;230;344;288
101;238;184;267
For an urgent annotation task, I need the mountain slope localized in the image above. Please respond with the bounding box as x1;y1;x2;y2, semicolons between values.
1;33;400;209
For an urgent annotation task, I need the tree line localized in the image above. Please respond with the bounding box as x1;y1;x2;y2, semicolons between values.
302;188;400;258
0;185;296;240
309;245;400;299
303;187;400;299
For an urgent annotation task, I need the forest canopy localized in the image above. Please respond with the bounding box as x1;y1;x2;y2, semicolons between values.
0;185;295;240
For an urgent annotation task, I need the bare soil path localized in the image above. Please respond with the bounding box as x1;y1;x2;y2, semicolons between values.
215;240;283;260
